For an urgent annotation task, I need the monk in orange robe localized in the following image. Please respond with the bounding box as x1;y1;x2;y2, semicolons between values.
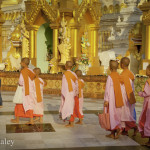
69;70;84;125
120;57;137;136
11;58;35;124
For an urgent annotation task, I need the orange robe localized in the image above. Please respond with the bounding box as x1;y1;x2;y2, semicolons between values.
121;69;136;104
121;69;137;131
104;72;124;130
59;70;78;120
69;97;83;122
70;79;85;122
15;67;35;118
15;104;33;118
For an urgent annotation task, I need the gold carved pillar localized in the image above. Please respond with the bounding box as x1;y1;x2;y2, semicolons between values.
49;23;60;73
0;3;5;63
70;23;80;58
50;24;59;59
27;25;39;66
89;24;99;58
139;1;150;75
145;25;150;59
87;24;104;75
89;24;99;64
139;25;150;75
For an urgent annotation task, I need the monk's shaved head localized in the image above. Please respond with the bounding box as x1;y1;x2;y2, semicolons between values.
21;57;30;66
33;68;41;75
121;57;130;67
75;70;82;77
65;61;73;69
109;60;118;71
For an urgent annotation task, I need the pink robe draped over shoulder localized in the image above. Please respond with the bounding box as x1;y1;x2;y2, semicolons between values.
33;78;44;116
59;70;78;120
104;76;122;130
138;82;150;137
19;68;35;112
121;79;135;123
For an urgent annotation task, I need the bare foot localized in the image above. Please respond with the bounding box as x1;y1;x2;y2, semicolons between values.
33;117;40;122
25;122;34;125
65;122;74;127
76;118;83;125
11;119;19;123
65;124;74;127
25;119;34;125
75;121;83;125
132;127;138;137
115;129;122;139
106;134;115;139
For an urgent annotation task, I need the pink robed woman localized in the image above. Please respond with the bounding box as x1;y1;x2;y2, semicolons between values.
104;76;122;131
19;68;35;113
59;70;78;120
138;64;150;146
33;77;44;117
32;68;46;123
103;60;124;139
120;57;137;136
59;61;78;127
138;82;150;142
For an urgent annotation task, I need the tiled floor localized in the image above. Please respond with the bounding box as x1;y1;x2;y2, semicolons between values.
0;91;149;150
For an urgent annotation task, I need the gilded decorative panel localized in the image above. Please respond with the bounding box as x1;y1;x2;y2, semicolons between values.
134;76;147;102
0;71;146;100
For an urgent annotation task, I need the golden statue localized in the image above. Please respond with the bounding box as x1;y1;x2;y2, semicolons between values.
81;31;90;55
4;23;21;71
4;44;21;71
58;14;71;64
1;0;102;74
49;57;58;74
58;38;71;64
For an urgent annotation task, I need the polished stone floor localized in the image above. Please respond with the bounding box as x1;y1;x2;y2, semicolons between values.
6;123;55;133
0;91;149;150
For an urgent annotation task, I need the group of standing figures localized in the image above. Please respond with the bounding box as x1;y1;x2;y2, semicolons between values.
10;58;84;127
1;56;149;147
101;57;150;146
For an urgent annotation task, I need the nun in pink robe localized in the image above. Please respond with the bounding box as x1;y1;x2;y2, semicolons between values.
138;81;150;138
59;70;78;120
19;68;35;114
104;76;122;130
33;78;44;116
120;79;136;129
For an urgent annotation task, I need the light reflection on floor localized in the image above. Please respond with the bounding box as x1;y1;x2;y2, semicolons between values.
0;91;148;150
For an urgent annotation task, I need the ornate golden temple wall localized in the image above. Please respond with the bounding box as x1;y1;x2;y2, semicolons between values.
0;72;107;99
0;71;146;101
